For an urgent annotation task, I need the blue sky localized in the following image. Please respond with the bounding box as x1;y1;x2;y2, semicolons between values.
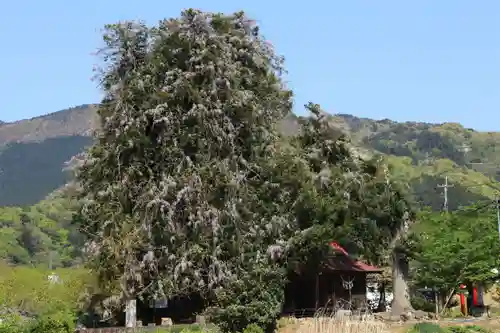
1;1;498;130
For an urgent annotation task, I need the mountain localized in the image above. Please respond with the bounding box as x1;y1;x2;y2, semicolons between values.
0;105;97;206
1;104;499;210
0;104;97;146
0;105;499;267
283;113;500;210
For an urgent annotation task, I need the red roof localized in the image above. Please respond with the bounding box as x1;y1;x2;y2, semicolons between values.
327;241;382;273
330;242;349;256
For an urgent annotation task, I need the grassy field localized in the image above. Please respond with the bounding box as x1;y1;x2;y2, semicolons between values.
277;317;500;333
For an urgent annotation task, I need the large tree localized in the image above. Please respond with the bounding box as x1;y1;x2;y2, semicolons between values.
74;10;293;329
412;206;500;313
74;9;417;329
280;104;415;315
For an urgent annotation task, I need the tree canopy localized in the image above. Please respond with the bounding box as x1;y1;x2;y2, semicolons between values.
70;8;419;330
74;9;297;330
411;207;500;311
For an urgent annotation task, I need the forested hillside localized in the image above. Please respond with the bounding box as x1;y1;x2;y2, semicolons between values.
284;113;500;210
0;136;92;206
0;105;498;265
0;105;499;209
0;192;82;267
0;105;95;206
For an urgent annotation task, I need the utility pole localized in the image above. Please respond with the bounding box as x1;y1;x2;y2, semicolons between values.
496;196;500;242
438;176;454;212
461;143;471;165
460;143;471;155
423;152;431;165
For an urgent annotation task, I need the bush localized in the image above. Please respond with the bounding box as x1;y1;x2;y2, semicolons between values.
26;314;74;333
204;265;285;333
276;317;295;331
179;326;206;333
242;323;264;333
0;312;75;333
171;324;204;333
206;301;278;333
0;313;26;333
446;326;491;333
409;322;445;333
411;295;436;313
441;306;464;318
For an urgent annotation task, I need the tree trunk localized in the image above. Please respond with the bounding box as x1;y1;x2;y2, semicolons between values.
377;282;387;312
391;251;412;316
125;298;137;328
434;288;439;318
439;291;446;311
440;288;457;315
315;273;319;311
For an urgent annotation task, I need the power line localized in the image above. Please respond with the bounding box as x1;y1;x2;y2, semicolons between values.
457;200;496;215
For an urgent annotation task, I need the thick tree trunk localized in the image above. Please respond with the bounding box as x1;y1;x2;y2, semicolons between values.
123;258;137;328
391;251;412;316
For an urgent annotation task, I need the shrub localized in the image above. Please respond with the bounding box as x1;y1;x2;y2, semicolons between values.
441;306;464;318
242;323;264;333
171;324;204;333
446;326;492;333
204;265;285;333
0;313;26;333
179;326;205;333
26;314;74;333
276;317;296;331
410;295;436;313
409;322;445;333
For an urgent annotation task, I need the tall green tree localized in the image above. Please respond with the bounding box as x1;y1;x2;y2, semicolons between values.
74;9;293;330
280;103;415;315
412;206;500;312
